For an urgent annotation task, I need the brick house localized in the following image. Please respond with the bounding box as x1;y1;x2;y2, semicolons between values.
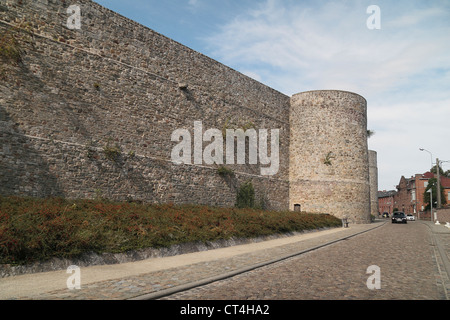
416;172;450;210
393;176;416;214
441;175;450;207
415;172;434;212
377;190;396;215
381;172;450;218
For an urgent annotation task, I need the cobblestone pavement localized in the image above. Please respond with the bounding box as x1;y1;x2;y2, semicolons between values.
6;223;380;300
163;221;450;300
5;220;449;300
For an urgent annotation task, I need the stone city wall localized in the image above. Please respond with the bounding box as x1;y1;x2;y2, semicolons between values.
289;90;371;223
0;0;373;221
369;150;379;217
0;0;290;210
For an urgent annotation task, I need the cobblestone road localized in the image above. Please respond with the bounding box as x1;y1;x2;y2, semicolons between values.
163;221;449;300
5;220;448;300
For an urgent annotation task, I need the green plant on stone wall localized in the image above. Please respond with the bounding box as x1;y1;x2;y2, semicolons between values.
217;165;234;177
103;140;122;162
323;151;335;166
236;181;255;209
221;117;232;138
0;31;24;65
241;121;256;131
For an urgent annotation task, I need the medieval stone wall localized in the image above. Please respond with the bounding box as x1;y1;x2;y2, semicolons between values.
369;150;379;217
0;0;373;221
0;0;290;209
289;91;371;223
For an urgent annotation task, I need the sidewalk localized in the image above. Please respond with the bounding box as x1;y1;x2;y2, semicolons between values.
1;221;387;300
420;220;450;298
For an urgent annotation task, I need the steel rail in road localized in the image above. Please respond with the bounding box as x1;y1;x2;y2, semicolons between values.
129;221;388;300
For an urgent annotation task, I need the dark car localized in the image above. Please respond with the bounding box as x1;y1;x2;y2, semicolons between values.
382;212;389;218
392;212;407;224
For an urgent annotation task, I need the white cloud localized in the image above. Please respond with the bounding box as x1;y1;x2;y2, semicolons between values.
386;7;445;28
203;0;450;190
205;0;450;93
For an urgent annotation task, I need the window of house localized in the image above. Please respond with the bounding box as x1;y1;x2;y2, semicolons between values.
424;181;428;188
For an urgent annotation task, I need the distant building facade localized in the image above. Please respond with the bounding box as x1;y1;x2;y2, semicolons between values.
378;190;396;215
379;171;450;217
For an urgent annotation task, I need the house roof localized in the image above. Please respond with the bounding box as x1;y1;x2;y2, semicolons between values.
422;172;435;179
419;171;450;188
378;190;397;198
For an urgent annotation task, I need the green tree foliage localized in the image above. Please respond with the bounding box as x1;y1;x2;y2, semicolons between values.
423;178;447;210
444;170;450;178
430;164;444;176
236;181;255;209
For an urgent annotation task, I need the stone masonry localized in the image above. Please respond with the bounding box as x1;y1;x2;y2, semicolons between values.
369;150;379;218
289;91;371;223
0;0;375;222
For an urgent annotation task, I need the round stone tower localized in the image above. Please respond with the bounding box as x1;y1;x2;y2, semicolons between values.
368;150;379;218
289;90;371;224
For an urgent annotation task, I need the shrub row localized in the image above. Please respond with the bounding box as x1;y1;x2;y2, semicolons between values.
0;196;341;265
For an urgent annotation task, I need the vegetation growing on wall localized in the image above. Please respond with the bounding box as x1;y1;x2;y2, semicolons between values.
103;140;122;162
236;181;255;209
217;165;235;177
323;152;335;166
0;31;23;65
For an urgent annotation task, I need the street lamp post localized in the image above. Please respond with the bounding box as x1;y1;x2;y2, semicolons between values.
420;148;434;221
427;188;433;222
436;158;441;209
419;148;433;169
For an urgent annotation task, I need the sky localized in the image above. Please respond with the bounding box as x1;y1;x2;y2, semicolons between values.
94;0;450;191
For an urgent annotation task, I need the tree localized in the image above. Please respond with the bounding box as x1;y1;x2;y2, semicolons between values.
444;170;450;178
423;178;447;211
430;164;444;176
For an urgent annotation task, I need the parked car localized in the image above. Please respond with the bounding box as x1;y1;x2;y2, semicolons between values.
406;214;415;221
382;212;389;218
392;212;407;224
